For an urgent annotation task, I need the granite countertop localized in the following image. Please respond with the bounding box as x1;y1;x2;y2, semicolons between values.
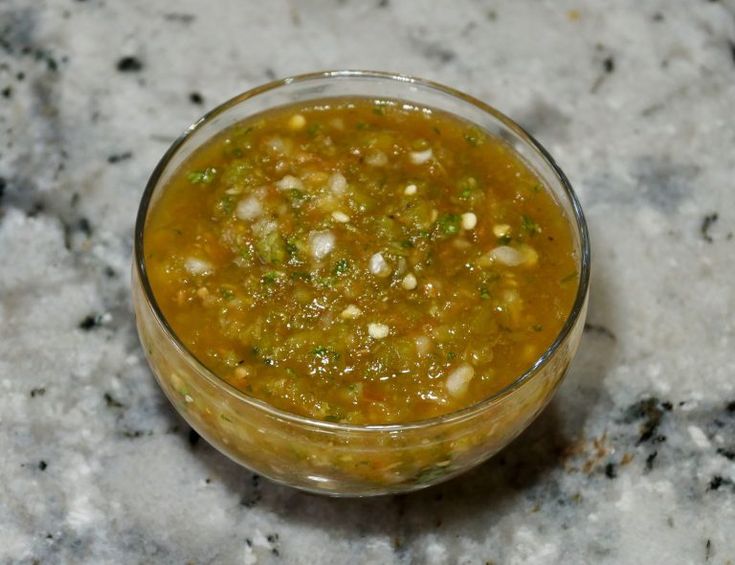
1;0;734;563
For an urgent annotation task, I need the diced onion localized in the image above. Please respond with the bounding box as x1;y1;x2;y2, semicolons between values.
369;252;392;277
235;196;263;220
409;148;433;165
365;150;388;167
489;245;524;266
185;258;213;276
368;323;390;339
329;172;347;194
309;231;335;260
446;363;475;397
340;304;363;319
331;211;350;223
275;175;304;190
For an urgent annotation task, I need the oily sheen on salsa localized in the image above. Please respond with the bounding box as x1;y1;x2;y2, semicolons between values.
144;98;578;425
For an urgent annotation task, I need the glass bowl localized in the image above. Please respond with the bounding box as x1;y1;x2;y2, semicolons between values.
132;70;590;496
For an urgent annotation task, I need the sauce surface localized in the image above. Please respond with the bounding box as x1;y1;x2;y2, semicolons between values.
144;98;578;425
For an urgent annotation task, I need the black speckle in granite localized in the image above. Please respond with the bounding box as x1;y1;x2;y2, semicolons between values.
77;217;92;236
16;71;25;81
701;213;718;243
717;448;735;461
107;151;132;164
38;460;47;471
188;427;200;447
421;42;456;64
706;539;712;561
603;56;615;73
604;462;617;479
104;392;124;409
245;538;252;547
652;12;664;22
28;201;45;217
78;315;98;331
240;473;262;508
104;266;117;278
661;401;673;411
189;91;203;105
378;0;389;7
645;450;658;471
632;158;698;212
163;13;196;24
623;397;666;445
1;86;11;98
0;176;5;200
122;429;148;439
728;40;735;66
264;67;277;80
584;323;617;341
116;56;143;72
727;401;735;413
267;533;280;556
517;99;570;140
30;386;46;398
708;475;732;491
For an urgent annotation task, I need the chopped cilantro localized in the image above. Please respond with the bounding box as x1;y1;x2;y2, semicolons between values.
521;215;541;236
261;271;281;284
464;127;485;146
458;176;478;199
313;346;340;364
436;213;461;236
479;285;491;300
187;167;217;184
333;258;350;276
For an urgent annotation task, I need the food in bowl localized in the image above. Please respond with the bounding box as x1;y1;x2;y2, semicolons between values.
133;71;589;495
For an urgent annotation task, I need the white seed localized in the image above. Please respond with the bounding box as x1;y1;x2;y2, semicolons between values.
493;224;511;238
340;304;363;319
401;272;418;290
404;184;418;195
368;252;392;277
415;335;432;356
235;196;263;220
331;210;350;223
409;148;433;165
185;258;213;276
308;230;335;260
461;212;477;230
275;175;304;190
365;150;388;167
489;245;524;266
328;172;347;194
446;363;475;398
368;323;390;339
288;114;306;130
519;244;539;266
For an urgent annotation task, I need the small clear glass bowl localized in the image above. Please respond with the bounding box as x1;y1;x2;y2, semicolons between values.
132;70;590;496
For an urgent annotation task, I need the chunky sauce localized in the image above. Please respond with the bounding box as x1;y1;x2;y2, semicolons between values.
144;98;578;425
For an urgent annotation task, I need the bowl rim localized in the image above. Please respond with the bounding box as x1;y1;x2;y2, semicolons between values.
134;69;591;432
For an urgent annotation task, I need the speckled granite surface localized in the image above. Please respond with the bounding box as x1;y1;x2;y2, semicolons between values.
1;0;734;563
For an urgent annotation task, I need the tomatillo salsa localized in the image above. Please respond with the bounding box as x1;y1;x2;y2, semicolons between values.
144;97;578;425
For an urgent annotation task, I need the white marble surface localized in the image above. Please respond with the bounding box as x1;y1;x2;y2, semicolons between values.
1;0;735;563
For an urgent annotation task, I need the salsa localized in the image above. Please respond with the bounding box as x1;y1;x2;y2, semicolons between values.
144;97;578;425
